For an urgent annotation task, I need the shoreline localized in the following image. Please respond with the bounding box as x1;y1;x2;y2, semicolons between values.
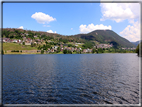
3;52;137;55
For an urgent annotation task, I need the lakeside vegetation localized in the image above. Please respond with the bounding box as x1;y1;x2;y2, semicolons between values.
136;42;142;56
2;42;136;55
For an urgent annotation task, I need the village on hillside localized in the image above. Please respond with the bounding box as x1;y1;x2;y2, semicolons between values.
1;29;136;54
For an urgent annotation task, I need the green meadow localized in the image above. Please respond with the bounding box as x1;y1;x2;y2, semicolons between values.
3;43;37;50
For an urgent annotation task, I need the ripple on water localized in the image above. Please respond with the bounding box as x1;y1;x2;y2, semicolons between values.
3;54;140;104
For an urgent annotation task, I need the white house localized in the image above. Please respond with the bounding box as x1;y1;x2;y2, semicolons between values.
13;40;17;43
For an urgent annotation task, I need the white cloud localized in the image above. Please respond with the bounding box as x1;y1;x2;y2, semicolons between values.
71;28;73;30
100;3;140;42
18;26;24;29
47;30;57;33
31;12;56;24
43;25;50;27
79;23;112;33
120;21;140;42
100;3;140;23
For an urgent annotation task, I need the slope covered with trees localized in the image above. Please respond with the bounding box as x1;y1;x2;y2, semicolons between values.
75;30;135;48
2;28;135;48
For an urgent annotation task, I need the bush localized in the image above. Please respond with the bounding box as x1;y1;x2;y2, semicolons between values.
63;49;72;54
10;35;14;39
98;48;104;53
11;50;19;52
41;50;44;54
63;49;68;54
68;50;72;54
92;48;95;53
68;44;72;47
57;47;61;52
79;50;81;54
23;42;25;45
31;43;36;47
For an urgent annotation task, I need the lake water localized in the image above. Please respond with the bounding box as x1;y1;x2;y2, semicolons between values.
3;54;140;104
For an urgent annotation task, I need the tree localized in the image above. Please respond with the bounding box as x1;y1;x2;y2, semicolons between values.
15;29;21;34
15;34;22;39
136;42;142;56
10;35;14;39
68;50;72;54
68;44;72;47
92;48;95;53
28;34;34;39
63;49;72;54
95;49;98;54
82;42;95;49
98;48;104;53
79;50;81;54
2;50;4;55
3;30;10;38
38;45;42;50
45;41;48;45
63;49;68;54
110;41;119;49
59;38;68;43
31;42;36;47
41;34;46;38
24;30;26;33
136;44;139;55
57;47;61;53
41;50;44;54
23;42;25;45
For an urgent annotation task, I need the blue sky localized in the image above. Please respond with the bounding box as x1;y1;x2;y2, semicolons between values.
3;2;140;42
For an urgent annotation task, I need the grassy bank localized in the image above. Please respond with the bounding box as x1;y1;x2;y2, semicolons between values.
3;43;37;50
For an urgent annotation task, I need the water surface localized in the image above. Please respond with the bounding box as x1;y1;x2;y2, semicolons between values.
3;54;140;104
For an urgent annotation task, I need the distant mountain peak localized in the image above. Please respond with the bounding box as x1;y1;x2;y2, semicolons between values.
131;40;142;46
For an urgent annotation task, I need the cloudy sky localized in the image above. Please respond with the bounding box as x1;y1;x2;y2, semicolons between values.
3;2;140;42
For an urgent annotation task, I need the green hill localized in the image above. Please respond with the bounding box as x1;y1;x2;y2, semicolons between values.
75;30;135;48
2;28;135;48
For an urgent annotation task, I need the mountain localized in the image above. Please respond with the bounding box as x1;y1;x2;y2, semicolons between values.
131;40;142;46
74;30;136;48
2;28;135;48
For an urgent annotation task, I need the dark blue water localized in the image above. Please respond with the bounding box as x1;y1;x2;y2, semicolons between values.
3;54;140;104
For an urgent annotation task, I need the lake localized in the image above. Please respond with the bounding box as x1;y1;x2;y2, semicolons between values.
3;53;140;104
